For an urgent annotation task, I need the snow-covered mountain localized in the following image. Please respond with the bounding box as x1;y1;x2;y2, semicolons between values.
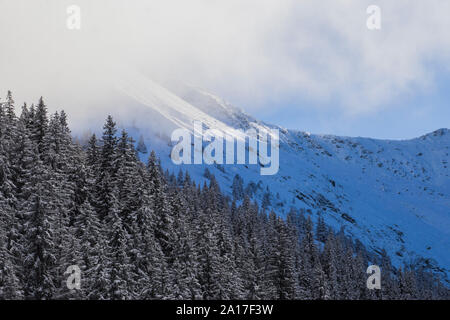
104;72;449;278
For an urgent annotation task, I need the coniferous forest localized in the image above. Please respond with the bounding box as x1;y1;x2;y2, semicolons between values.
0;92;448;300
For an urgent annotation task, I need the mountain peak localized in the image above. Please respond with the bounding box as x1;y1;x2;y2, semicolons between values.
418;128;449;141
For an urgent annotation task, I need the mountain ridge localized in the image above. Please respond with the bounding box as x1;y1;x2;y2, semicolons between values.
93;74;449;278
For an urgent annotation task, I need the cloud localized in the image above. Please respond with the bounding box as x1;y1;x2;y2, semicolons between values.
1;0;450;125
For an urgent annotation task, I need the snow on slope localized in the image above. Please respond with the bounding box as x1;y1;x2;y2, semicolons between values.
112;72;449;277
115;70;264;144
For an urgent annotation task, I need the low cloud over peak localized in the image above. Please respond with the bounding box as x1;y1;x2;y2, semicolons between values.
1;0;450;126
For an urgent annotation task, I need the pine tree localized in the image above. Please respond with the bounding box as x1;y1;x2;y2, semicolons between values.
231;174;244;200
85;227;110;300
315;213;327;243
108;211;132;299
321;232;339;299
176;170;184;188
0;199;23;299
399;267;418;300
277;220;299;299
263;212;284;299
0;92;18;206
86;134;99;168
298;217;324;299
195;212;224;299
147;151;174;259
136;134;148;154
31;97;49;152
116;130;143;230
239;201;265;299
95;116;119;221
4;91;16;122
170;200;201;299
22;194;57;299
379;250;399;300
74;200;104;299
261;191;272;209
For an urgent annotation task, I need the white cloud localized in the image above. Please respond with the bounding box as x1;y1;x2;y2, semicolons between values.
1;0;450;124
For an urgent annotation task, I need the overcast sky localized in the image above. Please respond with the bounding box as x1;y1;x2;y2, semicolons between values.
1;0;449;139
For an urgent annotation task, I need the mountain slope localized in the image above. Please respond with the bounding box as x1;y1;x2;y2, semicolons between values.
108;73;449;277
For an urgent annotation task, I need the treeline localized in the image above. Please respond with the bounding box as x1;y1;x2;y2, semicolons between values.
0;91;448;300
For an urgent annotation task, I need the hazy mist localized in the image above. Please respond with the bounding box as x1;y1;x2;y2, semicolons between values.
1;0;450;133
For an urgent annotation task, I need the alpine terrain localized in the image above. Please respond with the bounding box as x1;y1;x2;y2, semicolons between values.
110;73;450;279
